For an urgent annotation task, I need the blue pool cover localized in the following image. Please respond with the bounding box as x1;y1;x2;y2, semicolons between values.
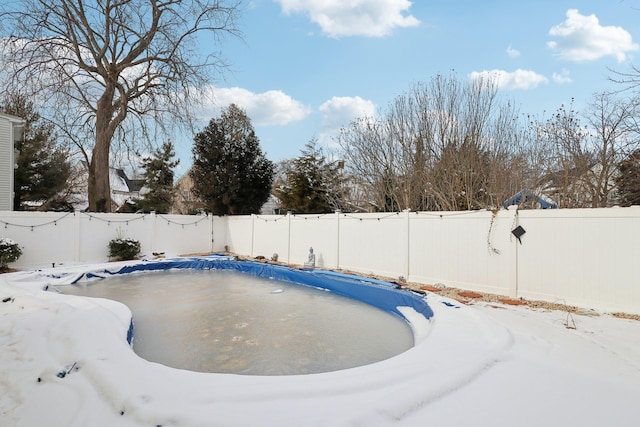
90;256;433;321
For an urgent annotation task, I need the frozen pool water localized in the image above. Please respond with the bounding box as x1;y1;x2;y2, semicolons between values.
60;269;414;375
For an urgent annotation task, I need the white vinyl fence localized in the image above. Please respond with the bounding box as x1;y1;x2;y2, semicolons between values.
0;211;215;267
2;207;639;314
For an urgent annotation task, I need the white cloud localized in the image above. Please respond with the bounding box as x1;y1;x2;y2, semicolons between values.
469;69;549;90
319;96;377;129
552;68;572;84
548;9;639;62
275;0;420;38
199;86;311;126
506;45;521;58
317;96;377;147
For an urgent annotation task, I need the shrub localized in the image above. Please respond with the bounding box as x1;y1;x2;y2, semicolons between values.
0;238;22;270
108;237;141;261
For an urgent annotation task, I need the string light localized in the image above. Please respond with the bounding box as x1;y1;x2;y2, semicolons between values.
254;214;287;222
0;211;212;233
156;214;209;228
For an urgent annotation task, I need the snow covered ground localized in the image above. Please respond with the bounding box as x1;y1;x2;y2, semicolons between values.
1;260;640;427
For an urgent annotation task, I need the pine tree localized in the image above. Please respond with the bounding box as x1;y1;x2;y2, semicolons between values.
275;139;348;213
135;141;179;213
1;93;71;211
615;149;640;206
190;104;274;215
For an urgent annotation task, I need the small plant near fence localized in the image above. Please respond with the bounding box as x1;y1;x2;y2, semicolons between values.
108;228;141;261
0;238;23;271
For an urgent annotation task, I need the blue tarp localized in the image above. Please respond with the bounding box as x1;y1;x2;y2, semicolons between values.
104;257;433;321
502;189;558;209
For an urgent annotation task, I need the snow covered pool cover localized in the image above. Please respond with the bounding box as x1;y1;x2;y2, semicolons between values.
2;256;640;426
58;267;417;375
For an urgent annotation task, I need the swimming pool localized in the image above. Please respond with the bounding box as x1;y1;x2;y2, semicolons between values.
59;267;417;375
1;256;516;426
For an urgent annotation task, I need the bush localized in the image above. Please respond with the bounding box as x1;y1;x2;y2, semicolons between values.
0;238;22;270
108;237;141;261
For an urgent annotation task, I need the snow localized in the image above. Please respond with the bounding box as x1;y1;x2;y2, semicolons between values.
2;260;640;427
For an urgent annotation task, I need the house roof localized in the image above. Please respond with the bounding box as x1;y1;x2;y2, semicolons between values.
0;112;25;124
0;112;26;144
70;163;146;211
115;168;145;192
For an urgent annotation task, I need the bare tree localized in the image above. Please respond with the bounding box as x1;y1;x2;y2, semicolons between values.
0;0;241;211
615;149;640;206
534;93;639;207
336;116;404;211
610;63;640;93
337;74;527;212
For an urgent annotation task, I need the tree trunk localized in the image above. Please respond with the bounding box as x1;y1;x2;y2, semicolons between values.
88;86;117;212
88;140;112;212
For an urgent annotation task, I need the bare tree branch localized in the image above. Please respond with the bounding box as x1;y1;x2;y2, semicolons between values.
337;74;527;212
0;0;242;211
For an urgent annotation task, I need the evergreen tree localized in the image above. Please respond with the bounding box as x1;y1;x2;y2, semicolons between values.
275;139;348;213
1;93;71;211
190;104;274;215
135;141;179;213
615;149;640;206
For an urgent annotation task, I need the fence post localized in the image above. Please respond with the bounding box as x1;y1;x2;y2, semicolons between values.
286;211;292;265
511;207;520;299
209;213;214;254
404;208;411;280
150;211;157;255
335;210;341;270
250;214;255;258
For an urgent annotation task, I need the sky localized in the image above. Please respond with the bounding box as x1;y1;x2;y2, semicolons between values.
2;259;640;426
168;0;640;177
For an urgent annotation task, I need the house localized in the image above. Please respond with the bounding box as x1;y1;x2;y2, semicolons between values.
67;162;146;211
111;168;146;211
259;194;282;215
0;113;25;211
536;162;619;208
173;171;206;214
172;168;281;215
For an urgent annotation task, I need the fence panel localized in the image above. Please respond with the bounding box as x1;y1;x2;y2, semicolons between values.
224;216;253;255
337;212;407;279
408;210;517;296
517;208;640;314
252;215;290;262
78;213;155;262
289;214;339;268
211;215;228;253
0;211;77;267
152;214;212;256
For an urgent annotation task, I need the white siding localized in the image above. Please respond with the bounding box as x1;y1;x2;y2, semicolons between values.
0;117;13;211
